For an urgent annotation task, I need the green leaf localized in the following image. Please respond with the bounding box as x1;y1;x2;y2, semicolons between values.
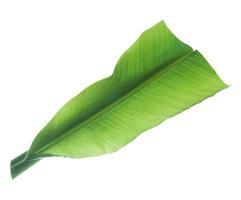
11;21;228;178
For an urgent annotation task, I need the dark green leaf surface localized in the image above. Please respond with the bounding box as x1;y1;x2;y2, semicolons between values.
11;21;228;178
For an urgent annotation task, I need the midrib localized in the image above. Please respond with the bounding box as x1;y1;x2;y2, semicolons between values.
34;50;195;155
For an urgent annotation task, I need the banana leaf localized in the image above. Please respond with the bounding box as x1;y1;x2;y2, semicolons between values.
10;21;228;178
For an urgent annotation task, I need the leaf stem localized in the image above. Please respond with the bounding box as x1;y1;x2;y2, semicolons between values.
10;152;40;179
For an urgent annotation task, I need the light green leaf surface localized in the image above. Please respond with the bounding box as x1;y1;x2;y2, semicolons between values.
11;21;228;178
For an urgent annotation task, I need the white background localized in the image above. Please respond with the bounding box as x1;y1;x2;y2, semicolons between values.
0;0;240;199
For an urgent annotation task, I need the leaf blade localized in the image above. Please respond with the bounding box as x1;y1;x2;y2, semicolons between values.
11;21;228;178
